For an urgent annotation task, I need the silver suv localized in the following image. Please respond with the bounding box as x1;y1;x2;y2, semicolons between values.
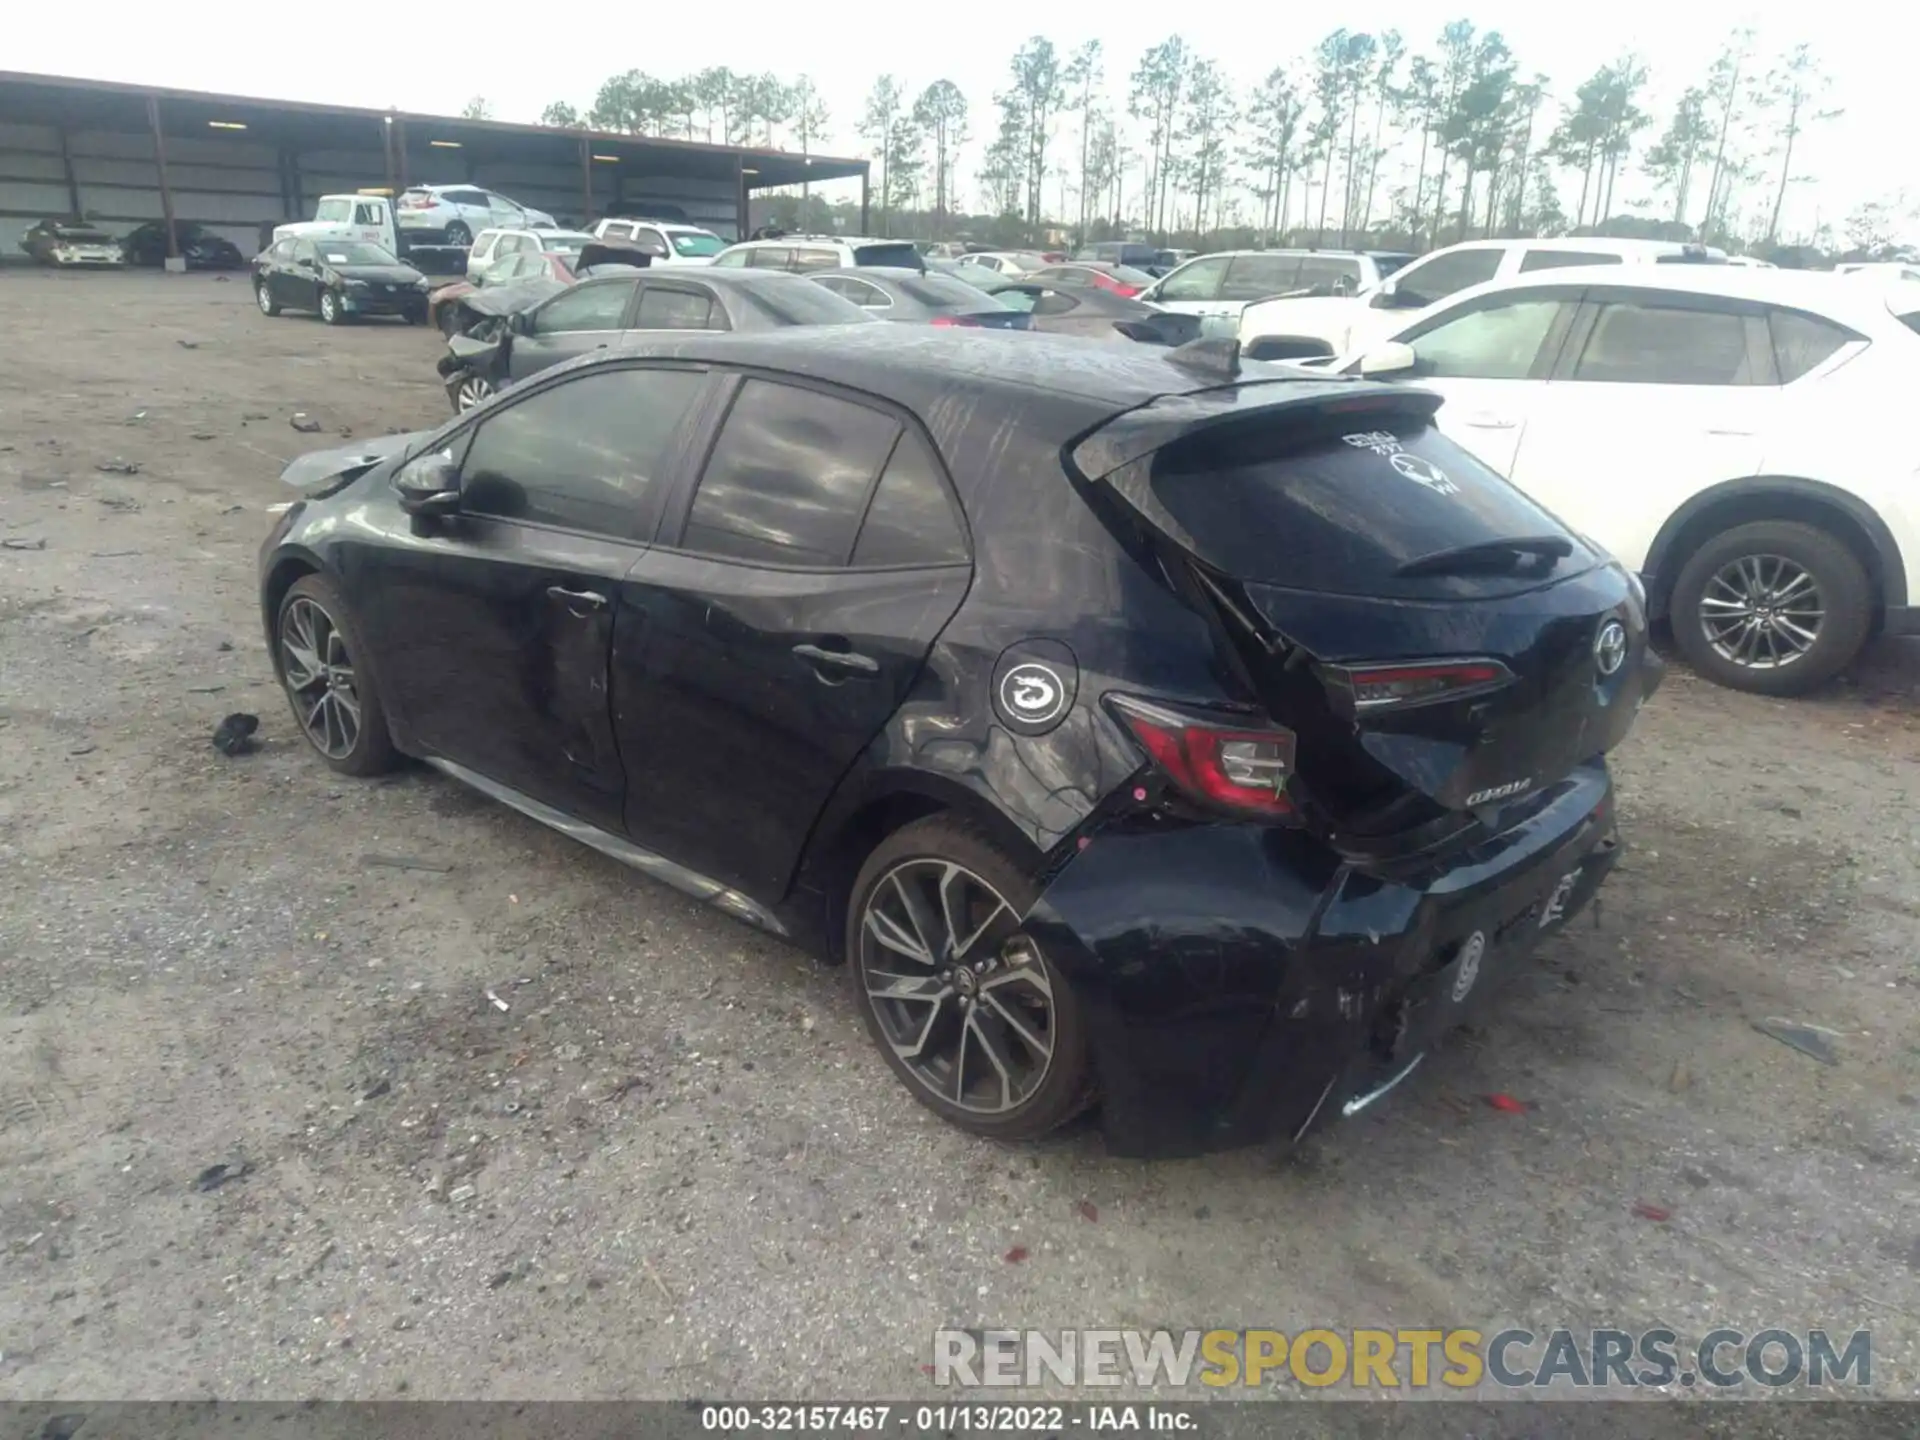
710;235;926;272
1138;249;1415;325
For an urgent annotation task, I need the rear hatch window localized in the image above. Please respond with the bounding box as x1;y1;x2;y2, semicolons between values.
1136;408;1599;600
741;278;881;327
852;243;925;269
899;274;1009;310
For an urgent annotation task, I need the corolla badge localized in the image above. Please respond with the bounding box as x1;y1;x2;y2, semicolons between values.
1594;619;1629;677
1000;663;1067;725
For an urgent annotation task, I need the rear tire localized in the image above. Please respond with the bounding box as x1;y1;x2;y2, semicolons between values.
445;221;472;247
1669;519;1872;696
847;816;1093;1141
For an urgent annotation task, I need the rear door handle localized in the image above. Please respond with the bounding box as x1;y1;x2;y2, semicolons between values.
1463;412;1518;430
793;643;879;675
546;585;607;611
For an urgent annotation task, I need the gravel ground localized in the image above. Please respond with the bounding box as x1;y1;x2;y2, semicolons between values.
0;267;1916;1407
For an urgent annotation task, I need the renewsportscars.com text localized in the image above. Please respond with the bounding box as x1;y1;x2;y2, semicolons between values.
933;1327;1872;1390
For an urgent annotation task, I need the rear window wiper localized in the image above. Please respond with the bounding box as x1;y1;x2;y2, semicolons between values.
1395;534;1574;577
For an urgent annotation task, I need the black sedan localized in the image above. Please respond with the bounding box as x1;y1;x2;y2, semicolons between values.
438;266;873;411
121;221;247;270
254;239;430;325
972;277;1202;346
259;327;1660;1156
805;267;1028;328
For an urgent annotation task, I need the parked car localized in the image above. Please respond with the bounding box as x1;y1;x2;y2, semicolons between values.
1238;237;1728;362
19;218;124;267
1143;249;1413;330
966;277;1203;346
1835;261;1920;282
259;326;1660;1153
437;265;874;412
805;267;1029;328
710;235;926;272
1339;265;1920;694
1022;262;1156;299
428;250;577;336
253;237;429;325
601;201;691;224
1073;240;1162;271
589;217;725;264
465;228;595;284
396;184;556;247
121;220;246;270
955;250;1049;277
1153;248;1196;270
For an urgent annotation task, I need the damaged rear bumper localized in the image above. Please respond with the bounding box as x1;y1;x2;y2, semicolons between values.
1021;761;1620;1158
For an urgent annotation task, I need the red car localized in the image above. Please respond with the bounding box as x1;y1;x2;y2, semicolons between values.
427;250;575;335
1022;261;1156;299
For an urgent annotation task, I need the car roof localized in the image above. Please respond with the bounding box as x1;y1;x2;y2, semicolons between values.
1436;263;1920;329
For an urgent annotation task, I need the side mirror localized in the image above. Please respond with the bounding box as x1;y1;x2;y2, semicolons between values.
298;257;317;271
1367;279;1399;309
1357;341;1418;378
394;455;462;517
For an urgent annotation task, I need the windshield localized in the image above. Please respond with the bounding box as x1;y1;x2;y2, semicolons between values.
535;233;595;256
744;278;880;326
670;231;725;257
53;227;115;242
320;243;398;266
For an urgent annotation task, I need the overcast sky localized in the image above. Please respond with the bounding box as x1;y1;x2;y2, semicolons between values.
11;2;1904;239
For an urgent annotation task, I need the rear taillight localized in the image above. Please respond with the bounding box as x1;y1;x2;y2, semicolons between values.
930;314;983;327
398;194;433;210
1112;284;1142;298
1319;659;1514;716
1107;695;1296;817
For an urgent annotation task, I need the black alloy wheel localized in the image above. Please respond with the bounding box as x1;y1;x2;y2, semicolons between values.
275;575;397;777
848;817;1092;1139
1670;519;1872;697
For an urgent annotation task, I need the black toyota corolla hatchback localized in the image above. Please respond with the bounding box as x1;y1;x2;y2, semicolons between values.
258;327;1662;1157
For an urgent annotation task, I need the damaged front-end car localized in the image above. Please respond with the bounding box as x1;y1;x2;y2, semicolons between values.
20;218;126;267
433;283;560;413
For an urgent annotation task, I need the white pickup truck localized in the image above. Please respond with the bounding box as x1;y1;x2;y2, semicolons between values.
273;194;401;255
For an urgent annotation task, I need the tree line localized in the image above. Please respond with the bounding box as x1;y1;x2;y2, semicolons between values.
516;27;1905;255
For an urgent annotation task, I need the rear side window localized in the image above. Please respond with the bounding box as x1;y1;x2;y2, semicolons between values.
1218;254;1300;301
1768;309;1858;381
460;368;706;537
1137;414;1591;600
1573;301;1760;385
1520;249;1622;273
850;431;968;567
1160;256;1230;301
1394;248;1501;306
683;381;902;566
792;248;842;272
636;288;715;330
1293;256;1364;296
1899;310;1920;337
851;242;924;269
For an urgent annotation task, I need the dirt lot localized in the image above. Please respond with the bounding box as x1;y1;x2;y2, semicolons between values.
0;267;1917;1406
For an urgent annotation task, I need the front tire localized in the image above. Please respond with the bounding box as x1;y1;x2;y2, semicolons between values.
1670;519;1872;696
847;816;1092;1141
256;282;280;316
318;289;345;325
453;373;495;412
275;574;398;777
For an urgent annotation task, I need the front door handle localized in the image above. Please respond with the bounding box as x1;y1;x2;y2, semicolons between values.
546;585;607;611
1462;412;1518;430
792;643;879;676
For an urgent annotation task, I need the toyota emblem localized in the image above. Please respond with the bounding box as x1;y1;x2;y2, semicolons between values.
1594;619;1628;678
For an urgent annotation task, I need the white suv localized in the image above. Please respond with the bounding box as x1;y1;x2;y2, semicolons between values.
710;235;926;272
589;217;726;265
396;185;556;247
1140;249;1414;326
1341;265;1920;693
1239;237;1726;362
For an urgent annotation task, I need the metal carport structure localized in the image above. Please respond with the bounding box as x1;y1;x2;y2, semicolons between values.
0;70;870;262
